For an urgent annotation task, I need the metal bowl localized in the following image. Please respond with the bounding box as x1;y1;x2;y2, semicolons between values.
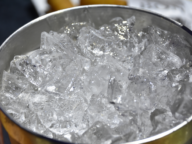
0;5;192;144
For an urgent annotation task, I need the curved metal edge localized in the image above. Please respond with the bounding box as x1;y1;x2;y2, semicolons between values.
0;5;192;144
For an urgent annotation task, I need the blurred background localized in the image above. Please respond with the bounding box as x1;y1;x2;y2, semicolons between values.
0;0;192;144
1;0;192;46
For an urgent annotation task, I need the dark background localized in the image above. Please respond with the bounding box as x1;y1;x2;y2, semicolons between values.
0;0;38;143
0;0;38;45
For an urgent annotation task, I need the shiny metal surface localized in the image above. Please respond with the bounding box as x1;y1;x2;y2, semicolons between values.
0;5;192;144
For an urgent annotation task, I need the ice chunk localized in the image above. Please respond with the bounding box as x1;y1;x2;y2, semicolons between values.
44;55;88;96
24;113;47;134
110;16;136;40
79;121;114;144
2;71;35;98
41;32;77;56
10;58;25;77
150;109;178;136
11;55;47;86
63;22;88;40
85;94;123;129
78;26;117;59
167;69;189;82
107;77;124;104
113;119;138;142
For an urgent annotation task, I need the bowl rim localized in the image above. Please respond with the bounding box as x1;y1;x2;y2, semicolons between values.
1;4;192;144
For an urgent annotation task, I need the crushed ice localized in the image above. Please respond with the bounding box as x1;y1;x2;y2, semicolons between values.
1;16;192;143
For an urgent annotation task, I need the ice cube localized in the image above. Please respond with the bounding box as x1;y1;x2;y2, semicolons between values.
85;94;123;129
63;22;88;40
167;69;189;82
78;26;115;59
24;114;47;133
150;109;177;136
79;121;114;144
107;77;124;104
110;16;136;40
44;55;87;96
113;121;138;142
2;71;34;98
10;57;25;77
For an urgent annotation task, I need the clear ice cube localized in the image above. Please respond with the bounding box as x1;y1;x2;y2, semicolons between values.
79;121;114;144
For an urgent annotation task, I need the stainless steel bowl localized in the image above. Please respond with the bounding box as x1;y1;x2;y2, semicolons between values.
0;5;192;144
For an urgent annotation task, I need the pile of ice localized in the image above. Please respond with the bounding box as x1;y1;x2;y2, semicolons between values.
1;16;192;143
